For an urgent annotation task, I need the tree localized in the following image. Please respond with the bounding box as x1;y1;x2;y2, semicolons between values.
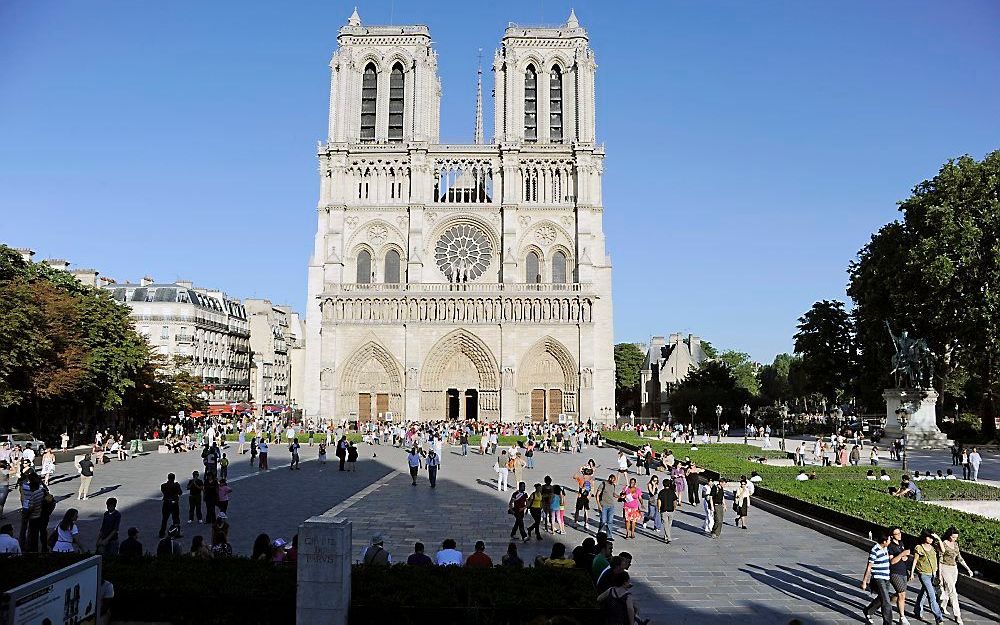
793;300;854;407
614;343;645;416
668;360;752;427
719;350;760;396
700;340;719;360
848;151;1000;436
758;353;796;405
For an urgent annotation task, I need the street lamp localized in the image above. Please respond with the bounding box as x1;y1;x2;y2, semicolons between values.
895;406;910;472
780;404;789;451
688;405;697;437
742;404;751;445
715;405;723;443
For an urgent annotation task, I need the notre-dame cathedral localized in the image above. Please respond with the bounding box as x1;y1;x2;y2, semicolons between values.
304;9;614;424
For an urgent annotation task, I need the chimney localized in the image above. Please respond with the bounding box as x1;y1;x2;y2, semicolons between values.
176;280;193;289
70;268;100;287
100;276;117;286
14;248;35;263
140;276;155;286
43;258;70;271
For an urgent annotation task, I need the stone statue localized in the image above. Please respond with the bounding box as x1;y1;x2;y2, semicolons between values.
886;322;935;388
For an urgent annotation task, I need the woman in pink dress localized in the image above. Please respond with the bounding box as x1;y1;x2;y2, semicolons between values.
672;462;686;505
620;478;642;539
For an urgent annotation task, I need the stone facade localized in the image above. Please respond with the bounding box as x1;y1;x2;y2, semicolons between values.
245;299;293;407
304;10;614;423
640;334;709;422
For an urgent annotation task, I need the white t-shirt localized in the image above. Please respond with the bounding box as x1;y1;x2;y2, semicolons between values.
795;473;809;481
0;533;21;554
22;449;35;464
435;548;463;566
53;525;78;553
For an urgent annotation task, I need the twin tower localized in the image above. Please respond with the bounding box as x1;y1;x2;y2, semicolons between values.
303;9;615;425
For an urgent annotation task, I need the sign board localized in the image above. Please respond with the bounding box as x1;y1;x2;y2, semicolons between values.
1;556;101;625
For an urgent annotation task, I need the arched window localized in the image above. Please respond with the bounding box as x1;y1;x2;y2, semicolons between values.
388;63;404;143
525;251;540;284
356;250;372;284
552;251;567;284
524;65;537;142
360;63;377;142
384;249;401;284
549;66;563;143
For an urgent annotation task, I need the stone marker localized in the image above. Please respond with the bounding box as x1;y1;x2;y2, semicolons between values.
296;517;351;625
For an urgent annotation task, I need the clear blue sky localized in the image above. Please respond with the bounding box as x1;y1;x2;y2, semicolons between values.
2;1;998;363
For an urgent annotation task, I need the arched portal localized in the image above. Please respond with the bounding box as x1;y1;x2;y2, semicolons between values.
339;341;404;422
421;330;500;420
517;336;577;422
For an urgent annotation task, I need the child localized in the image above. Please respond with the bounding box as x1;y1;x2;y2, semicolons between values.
220;453;229;480
346;442;358;471
318;442;327;464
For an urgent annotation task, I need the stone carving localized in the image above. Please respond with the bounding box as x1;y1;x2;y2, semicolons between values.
407;367;419;387
561;215;574;226
345;216;359;228
368;223;388;244
396;216;408;228
581;367;594;389
518;215;532;227
425;211;438;224
435;224;492;283
502;367;515;387
535;225;557;245
320;367;335;390
325;296;595;325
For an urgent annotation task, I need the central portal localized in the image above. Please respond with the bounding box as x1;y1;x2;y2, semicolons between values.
446;388;478;420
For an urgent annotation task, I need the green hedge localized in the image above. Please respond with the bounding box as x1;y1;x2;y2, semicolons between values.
603;432;1000;564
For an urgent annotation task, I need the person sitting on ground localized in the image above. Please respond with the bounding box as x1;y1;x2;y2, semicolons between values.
501;541;524;568
0;523;22;555
878;469;892;481
465;540;493;568
597;571;648;625
893;476;922;501
945;469;957;480
435;538;463;566
189;535;212;559
539;542;576;568
866;470;877;481
935;470;944;480
795;470;809;481
596;553;633;594
252;533;272;561
406;541;433;566
573;537;597;570
808;472;818;480
156;525;183;557
119;527;142;558
749;471;763;483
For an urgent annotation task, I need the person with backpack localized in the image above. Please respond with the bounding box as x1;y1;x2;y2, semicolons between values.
359;534;391;565
597;571;648;625
596;474;619;537
509;481;529;541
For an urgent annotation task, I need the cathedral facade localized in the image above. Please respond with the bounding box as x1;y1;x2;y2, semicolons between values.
303;9;614;423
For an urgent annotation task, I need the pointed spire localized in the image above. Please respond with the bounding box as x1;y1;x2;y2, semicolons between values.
347;7;361;27
566;8;579;28
474;49;484;145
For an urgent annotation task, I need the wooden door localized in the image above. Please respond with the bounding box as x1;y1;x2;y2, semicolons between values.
358;393;371;422
530;389;546;422
548;389;563;423
375;393;389;419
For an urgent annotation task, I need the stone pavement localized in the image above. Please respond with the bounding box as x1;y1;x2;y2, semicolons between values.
18;438;998;624
328;442;999;625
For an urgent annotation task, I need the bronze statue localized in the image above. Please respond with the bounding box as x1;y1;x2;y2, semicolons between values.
886;322;935;388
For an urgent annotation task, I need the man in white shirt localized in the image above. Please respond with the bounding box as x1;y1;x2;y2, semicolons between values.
795;470;809;481
968;448;982;481
0;523;21;554
435;538;462;565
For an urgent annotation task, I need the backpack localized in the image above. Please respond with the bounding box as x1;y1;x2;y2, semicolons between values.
41;489;56;517
601;588;631;625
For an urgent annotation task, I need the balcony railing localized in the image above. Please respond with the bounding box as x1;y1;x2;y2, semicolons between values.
336;282;590;294
175;334;194;344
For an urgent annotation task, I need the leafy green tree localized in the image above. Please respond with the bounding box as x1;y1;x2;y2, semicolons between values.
793;300;855;407
849;151;1000;436
614;343;645;415
668;360;752;426
719;350;760;396
700;340;719;360
758;353;796;405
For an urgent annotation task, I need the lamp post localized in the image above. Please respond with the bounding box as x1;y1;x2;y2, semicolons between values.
715;405;723;443
688;405;697;437
742;404;751;445
780;404;788;451
895;406;910;472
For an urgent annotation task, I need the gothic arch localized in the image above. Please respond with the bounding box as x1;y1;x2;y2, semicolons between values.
420;330;500;419
339;340;404;418
516;336;578;393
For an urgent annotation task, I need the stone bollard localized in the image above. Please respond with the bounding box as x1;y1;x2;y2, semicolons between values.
296;517;351;625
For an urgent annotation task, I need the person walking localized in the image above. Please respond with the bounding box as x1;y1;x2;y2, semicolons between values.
407;448;422;486
258;440;269;470
337;436;349;472
968;448;982;482
596;474;619;537
217;479;232;514
642;475;661;532
426;449;440;488
870;446;880;466
657;476;678;543
460;431;469;456
938;526;974;625
709;478;726;538
96;498;121;555
960;448;970;480
159;473;182;538
734;477;751;530
526;483;543;540
40;449;56;487
887;527;912;624
497;450;511;492
220;453;229;480
701;478;715;534
620;478;642;540
910;529;944;625
289;438;301;470
77;454;95;500
186;471;204;524
861;531;894;625
509;482;529;541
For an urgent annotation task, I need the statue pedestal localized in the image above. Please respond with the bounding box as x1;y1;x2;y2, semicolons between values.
883;388;952;449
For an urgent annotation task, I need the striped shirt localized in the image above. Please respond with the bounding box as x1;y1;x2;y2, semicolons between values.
868;543;890;580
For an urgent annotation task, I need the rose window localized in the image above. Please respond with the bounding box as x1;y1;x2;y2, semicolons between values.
435;224;492;282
